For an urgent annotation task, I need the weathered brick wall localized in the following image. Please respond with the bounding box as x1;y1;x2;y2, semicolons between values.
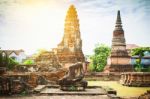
110;57;131;65
85;72;121;81
120;72;150;87
1;68;67;94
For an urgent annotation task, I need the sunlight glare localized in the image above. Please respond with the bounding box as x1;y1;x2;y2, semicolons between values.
5;0;66;54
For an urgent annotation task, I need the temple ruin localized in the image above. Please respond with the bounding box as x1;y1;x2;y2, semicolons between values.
35;5;85;67
104;11;134;72
55;5;85;66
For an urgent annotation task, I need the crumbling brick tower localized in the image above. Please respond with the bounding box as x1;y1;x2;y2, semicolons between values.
104;11;133;72
56;5;85;66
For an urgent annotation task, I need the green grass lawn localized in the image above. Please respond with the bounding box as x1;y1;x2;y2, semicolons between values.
88;81;150;97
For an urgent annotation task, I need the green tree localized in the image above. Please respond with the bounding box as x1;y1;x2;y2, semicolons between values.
131;47;150;72
131;47;150;56
90;44;111;72
0;51;19;70
23;59;34;65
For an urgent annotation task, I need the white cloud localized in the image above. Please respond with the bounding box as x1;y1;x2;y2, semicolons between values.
0;0;150;55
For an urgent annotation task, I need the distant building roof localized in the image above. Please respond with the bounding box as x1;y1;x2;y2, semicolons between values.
126;44;139;50
0;49;24;56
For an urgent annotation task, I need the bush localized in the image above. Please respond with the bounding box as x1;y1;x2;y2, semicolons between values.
23;59;34;65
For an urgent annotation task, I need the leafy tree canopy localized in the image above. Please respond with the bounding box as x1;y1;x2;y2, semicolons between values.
131;47;150;72
90;44;111;72
131;47;150;56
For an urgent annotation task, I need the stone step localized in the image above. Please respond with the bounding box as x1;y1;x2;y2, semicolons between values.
34;85;46;93
107;94;120;99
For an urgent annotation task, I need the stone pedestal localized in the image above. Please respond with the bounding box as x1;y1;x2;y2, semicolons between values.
60;80;87;91
105;56;133;72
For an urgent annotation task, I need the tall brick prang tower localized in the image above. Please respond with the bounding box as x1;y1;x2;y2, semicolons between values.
55;5;85;66
104;11;133;72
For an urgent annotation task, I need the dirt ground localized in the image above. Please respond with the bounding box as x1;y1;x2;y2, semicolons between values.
0;95;110;99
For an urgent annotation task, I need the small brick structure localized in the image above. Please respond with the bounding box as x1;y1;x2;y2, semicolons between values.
138;90;150;99
0;68;67;95
120;72;150;87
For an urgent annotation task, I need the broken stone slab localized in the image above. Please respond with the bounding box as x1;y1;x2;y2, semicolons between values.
34;85;46;93
102;86;117;95
107;94;120;99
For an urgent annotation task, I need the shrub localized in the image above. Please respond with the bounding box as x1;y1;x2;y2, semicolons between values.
23;59;34;65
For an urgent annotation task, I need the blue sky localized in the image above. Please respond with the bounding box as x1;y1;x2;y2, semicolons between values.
0;0;150;55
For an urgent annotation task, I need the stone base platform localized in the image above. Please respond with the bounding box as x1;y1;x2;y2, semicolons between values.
0;85;119;99
39;86;106;95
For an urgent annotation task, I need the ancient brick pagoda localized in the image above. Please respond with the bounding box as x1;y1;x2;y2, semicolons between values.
54;5;85;66
104;11;133;72
35;5;85;67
